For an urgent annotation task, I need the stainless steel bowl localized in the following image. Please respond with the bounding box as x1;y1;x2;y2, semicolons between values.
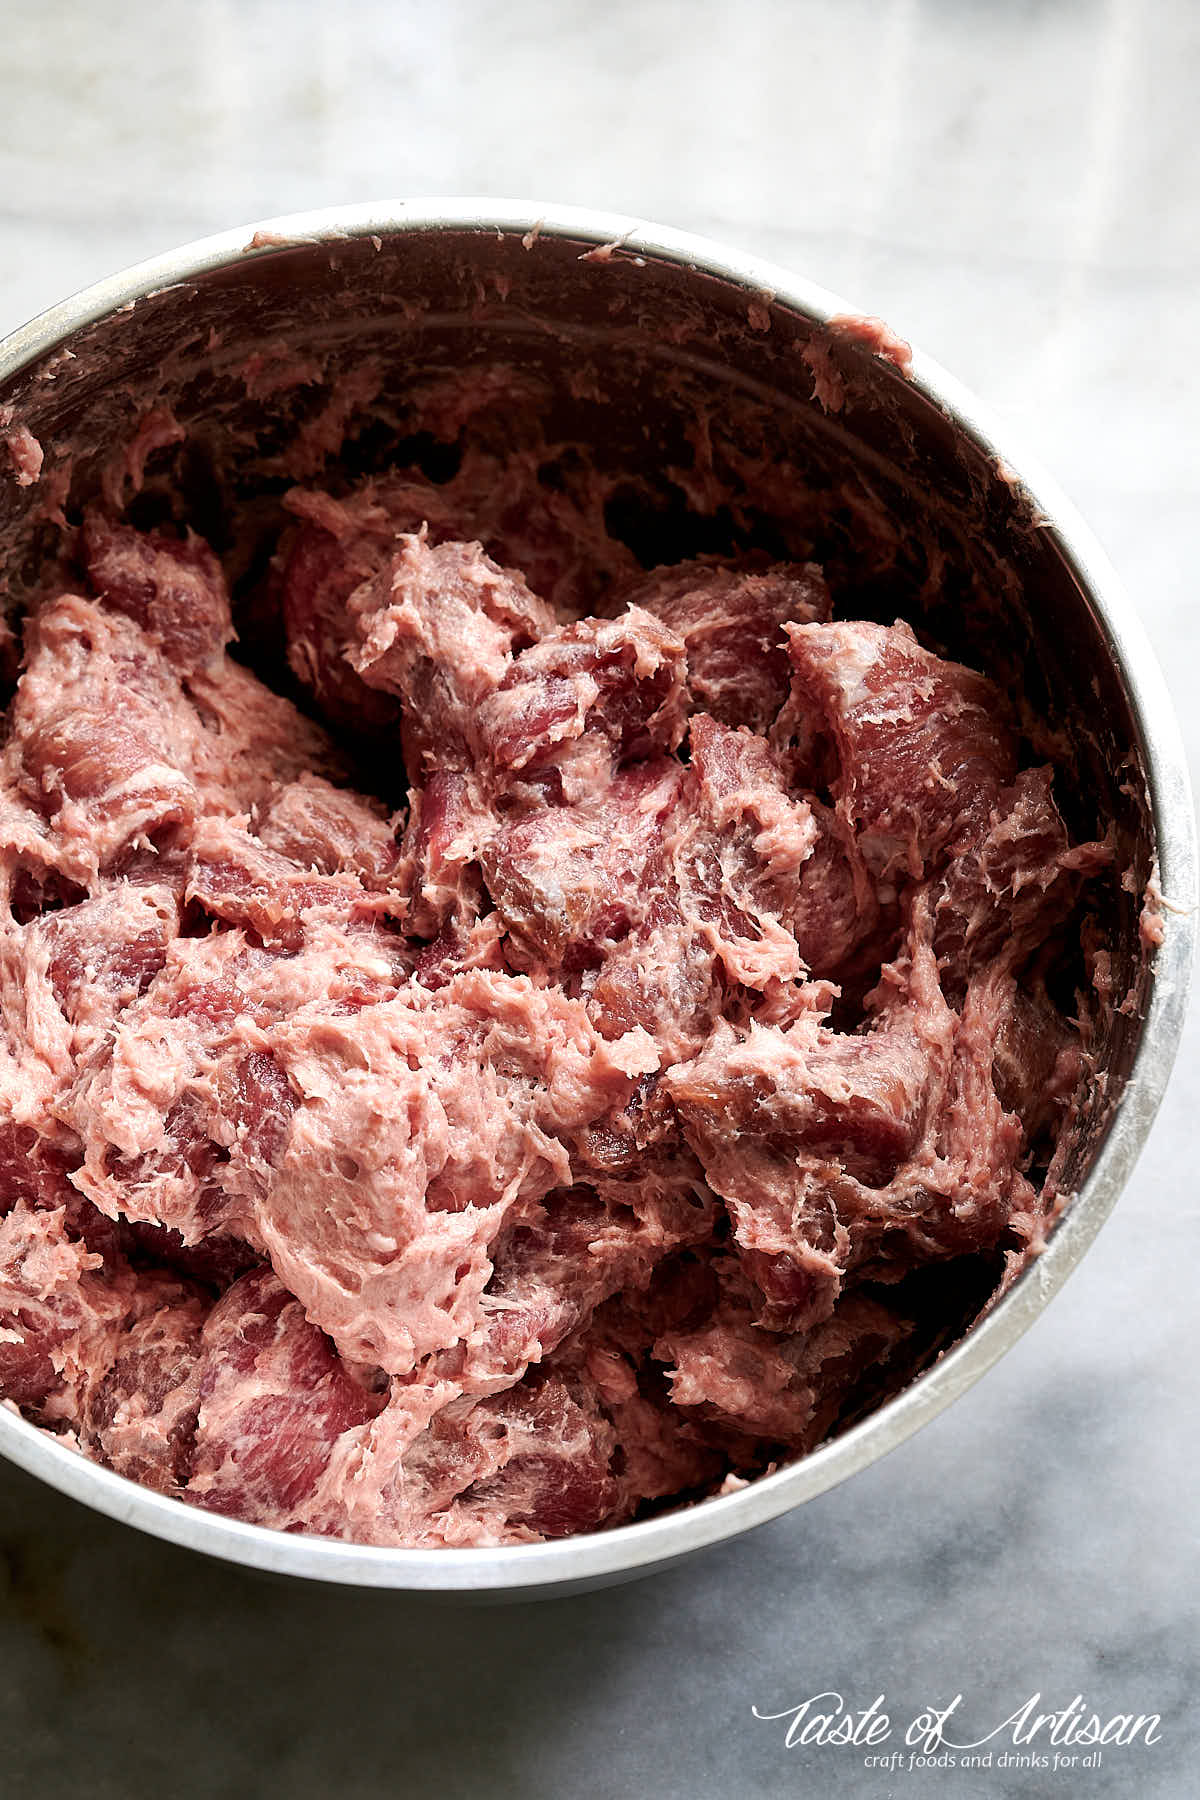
0;201;1193;1597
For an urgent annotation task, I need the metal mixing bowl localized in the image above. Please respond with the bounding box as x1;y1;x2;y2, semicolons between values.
0;201;1193;1597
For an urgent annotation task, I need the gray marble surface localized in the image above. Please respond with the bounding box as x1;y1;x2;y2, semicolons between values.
0;2;1197;1795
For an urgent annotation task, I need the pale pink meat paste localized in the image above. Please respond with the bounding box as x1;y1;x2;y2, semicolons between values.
0;464;1112;1546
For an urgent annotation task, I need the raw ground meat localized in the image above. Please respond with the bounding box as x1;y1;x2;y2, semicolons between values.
0;439;1115;1549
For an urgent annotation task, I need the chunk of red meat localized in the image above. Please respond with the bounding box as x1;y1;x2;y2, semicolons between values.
587;885;723;1064
379;1369;624;1545
706;1017;934;1185
470;1172;715;1387
0;1126;79;1216
63;927;321;1247
620;558;830;732
82;512;234;674
186;817;400;950
406;915;507;992
479;607;688;793
667;1001;937;1327
280;483;426;735
36;883;179;1025
103;840;190;898
81;1283;207;1488
256;773;400;889
790;797;883;980
348;534;555;776
0;1203;133;1422
97;1090;233;1242
570;1068;681;1177
21;707;196;866
87;1040;298;1250
281;509;386;719
282;469;562;735
0;895;180;1232
214;1048;300;1208
455;1375;622;1540
667;913;1037;1325
8;598;203;872
990;977;1087;1147
930;765;1113;991
656;1279;910;1447
897;960;1043;1261
523;1282;730;1504
56;1192;127;1263
588;723;819;1057
162;941;285;1028
784;619;1018;881
64;910;398;1208
675;715;816;990
186;1267;383;1525
573;1341;727;1506
6;592;344;881
475;1200;606;1385
0;779;84;919
481;759;683;973
395;769;490;937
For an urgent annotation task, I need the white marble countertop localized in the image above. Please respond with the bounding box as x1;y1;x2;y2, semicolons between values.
0;2;1196;1795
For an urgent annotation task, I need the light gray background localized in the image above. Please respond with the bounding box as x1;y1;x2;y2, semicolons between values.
0;2;1196;1796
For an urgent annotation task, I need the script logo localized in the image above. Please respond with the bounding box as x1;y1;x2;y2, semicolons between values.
751;1690;1163;1777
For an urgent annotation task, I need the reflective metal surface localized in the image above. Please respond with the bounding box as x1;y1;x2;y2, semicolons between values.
0;201;1192;1596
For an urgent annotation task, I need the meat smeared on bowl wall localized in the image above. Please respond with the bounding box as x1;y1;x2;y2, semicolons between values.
0;207;1187;1581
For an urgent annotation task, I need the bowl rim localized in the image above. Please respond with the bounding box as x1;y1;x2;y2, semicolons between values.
0;197;1194;1594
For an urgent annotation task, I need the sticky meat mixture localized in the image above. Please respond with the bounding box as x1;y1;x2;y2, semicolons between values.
0;494;1111;1547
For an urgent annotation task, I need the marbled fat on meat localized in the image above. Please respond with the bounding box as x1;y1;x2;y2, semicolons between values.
0;461;1113;1546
